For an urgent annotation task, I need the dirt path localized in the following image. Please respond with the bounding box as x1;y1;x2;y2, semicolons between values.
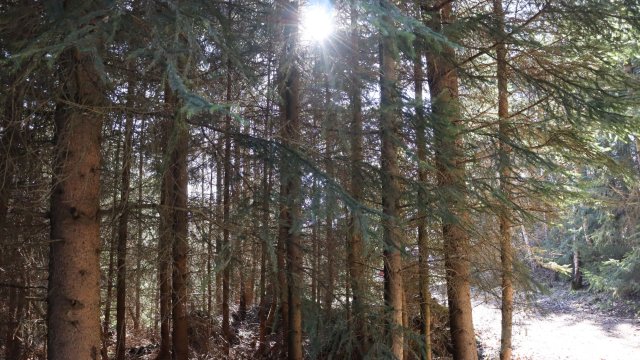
473;287;640;359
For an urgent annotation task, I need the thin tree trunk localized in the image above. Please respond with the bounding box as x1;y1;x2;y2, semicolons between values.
311;180;318;307
48;42;104;360
424;2;478;359
494;1;514;358
379;2;405;358
134;119;145;332
115;78;136;360
323;78;335;318
1;71;25;360
257;161;272;349
222;52;233;355
207;162;214;317
347;3;368;356
156;83;174;360
257;55;274;352
413;31;432;360
215;150;223;314
571;231;583;290
102;120;122;360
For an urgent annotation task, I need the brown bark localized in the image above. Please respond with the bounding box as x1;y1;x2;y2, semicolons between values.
571;232;583;290
494;0;514;358
257;162;272;349
134;119;145;332
311;184;319;307
102;121;122;360
115;79;136;360
222;54;233;356
276;0;302;358
207;163;214;318
164;92;191;360
156;85;174;360
157;80;190;359
48;43;104;360
215;150;223;314
347;2;368;357
323;78;336;318
379;2;405;358
413;31;432;360
424;2;478;359
170;120;189;360
257;55;274;351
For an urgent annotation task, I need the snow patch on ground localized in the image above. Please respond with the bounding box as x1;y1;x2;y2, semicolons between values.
473;288;640;360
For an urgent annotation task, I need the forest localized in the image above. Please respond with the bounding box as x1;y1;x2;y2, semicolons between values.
0;0;639;359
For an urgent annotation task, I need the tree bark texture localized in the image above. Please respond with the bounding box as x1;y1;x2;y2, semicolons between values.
347;2;368;357
424;2;478;359
48;44;104;360
379;2;405;358
413;36;433;360
115;78;136;360
277;0;303;358
494;0;514;358
164;88;190;360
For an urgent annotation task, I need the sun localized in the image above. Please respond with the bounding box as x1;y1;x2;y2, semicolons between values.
300;2;335;43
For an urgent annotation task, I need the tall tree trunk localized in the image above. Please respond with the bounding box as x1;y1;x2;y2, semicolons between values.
167;94;190;360
134;119;145;332
115;78;136;360
222;53;233;356
207;162;215;318
277;0;302;358
323;78;336;318
48;40;104;360
215;149;223;314
424;3;478;359
158;79;190;359
494;1;514;359
156;84;174;360
102;121;123;360
257;54;274;352
413;31;432;360
379;2;405;358
347;3;368;357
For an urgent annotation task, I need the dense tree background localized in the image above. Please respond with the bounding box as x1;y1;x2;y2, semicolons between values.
0;0;638;359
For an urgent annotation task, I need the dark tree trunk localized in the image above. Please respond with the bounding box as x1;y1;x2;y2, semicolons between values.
156;85;174;360
276;0;302;358
413;32;432;360
170;117;189;360
102;121;123;360
323;78;336;318
571;232;583;290
222;54;233;356
347;3;368;357
257;55;274;352
115;79;136;360
133;119;145;332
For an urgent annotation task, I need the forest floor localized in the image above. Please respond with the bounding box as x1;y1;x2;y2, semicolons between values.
473;281;640;360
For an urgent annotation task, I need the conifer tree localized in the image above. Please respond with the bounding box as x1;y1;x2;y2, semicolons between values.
379;1;405;357
47;1;108;358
